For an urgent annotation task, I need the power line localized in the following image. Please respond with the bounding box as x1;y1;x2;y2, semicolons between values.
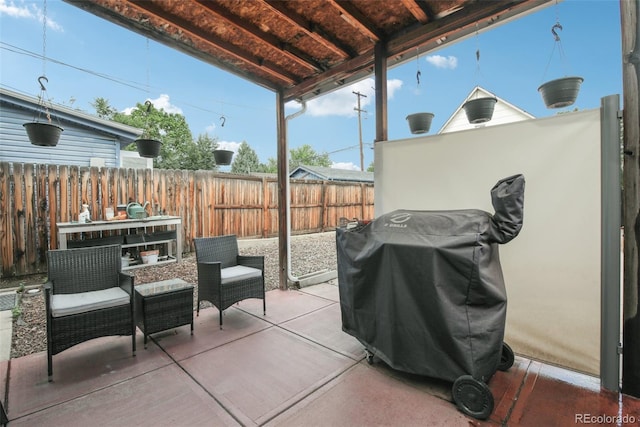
0;42;268;116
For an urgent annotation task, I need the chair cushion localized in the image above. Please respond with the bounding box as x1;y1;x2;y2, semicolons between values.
51;287;130;317
221;265;262;284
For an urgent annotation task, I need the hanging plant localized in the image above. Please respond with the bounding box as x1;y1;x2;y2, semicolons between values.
134;100;162;158
23;79;64;146
538;17;583;109
463;96;497;124
24;79;64;147
406;113;434;134
406;49;435;134
213;149;234;165
462;33;496;125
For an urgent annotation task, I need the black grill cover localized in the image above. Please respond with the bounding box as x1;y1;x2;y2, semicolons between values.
337;174;525;382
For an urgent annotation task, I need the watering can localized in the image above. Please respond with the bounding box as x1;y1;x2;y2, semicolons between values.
126;201;150;219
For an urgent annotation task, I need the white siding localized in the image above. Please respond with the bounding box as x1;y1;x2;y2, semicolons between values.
438;86;535;134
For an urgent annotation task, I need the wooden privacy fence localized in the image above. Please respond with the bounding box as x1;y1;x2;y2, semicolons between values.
0;162;374;278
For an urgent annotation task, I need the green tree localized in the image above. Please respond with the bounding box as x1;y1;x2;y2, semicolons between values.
289;144;331;169
182;134;219;171
95;99;194;169
231;141;263;174
262;144;331;173
366;161;374;172
263;157;278;174
91;97;117;120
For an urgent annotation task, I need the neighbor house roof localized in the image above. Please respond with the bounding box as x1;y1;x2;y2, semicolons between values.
290;165;373;183
438;86;535;134
0;87;143;147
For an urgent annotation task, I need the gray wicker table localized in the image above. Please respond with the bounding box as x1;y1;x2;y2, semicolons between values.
135;279;194;348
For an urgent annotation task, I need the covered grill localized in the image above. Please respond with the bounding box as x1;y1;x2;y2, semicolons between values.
336;174;525;419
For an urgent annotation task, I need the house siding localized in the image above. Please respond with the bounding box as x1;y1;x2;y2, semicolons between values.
1;87;141;167
438;87;535;134
0;106;119;167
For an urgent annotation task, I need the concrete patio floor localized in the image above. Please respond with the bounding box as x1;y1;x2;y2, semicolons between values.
1;281;639;426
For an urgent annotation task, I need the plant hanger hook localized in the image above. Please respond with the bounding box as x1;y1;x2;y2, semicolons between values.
551;22;563;42
38;75;48;91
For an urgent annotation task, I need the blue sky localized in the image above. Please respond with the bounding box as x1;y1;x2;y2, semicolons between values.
1;0;622;170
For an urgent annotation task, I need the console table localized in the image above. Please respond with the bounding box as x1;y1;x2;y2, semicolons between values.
56;216;183;269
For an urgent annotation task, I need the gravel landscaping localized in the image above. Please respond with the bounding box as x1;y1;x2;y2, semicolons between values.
5;231;338;359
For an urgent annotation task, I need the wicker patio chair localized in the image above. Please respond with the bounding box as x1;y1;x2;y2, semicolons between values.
45;244;136;381
194;235;265;328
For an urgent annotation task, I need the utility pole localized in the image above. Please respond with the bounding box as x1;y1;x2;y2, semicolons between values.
353;91;367;171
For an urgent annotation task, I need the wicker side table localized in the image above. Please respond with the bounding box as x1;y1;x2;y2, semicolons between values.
135;278;194;348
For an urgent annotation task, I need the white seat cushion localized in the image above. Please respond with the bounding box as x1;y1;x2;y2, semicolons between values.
51;287;130;317
221;265;262;284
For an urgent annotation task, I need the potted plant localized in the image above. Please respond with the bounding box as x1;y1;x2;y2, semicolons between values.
538;76;583;109
213;149;234;165
538;22;583;109
135;137;162;158
463;96;497;124
24;76;64;146
134;100;162;158
406;112;434;134
24;121;63;147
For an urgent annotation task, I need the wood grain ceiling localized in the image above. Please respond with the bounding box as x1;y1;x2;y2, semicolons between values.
64;0;552;102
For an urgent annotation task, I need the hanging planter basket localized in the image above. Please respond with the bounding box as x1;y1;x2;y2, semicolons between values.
23;122;63;147
213;149;234;165
463;97;497;124
135;138;162;158
538;76;584;109
406;112;434;134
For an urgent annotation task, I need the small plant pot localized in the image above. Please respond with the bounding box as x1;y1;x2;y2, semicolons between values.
463;97;497;124
538;76;584;109
23;122;64;146
135;138;162;158
406;112;434;134
214;149;234;165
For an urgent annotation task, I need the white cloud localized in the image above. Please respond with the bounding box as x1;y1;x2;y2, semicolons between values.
426;55;458;69
332;162;360;171
290;78;403;118
148;94;183;114
122;94;183;115
0;0;31;18
0;0;63;31
217;140;241;153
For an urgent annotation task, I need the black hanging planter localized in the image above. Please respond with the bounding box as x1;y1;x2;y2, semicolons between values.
463;97;497;124
23;122;63;147
406;112;434;134
135;138;162;158
213;149;234;165
538;76;584;109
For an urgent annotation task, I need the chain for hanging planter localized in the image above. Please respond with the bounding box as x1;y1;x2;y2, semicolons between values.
23;0;63;146
537;4;583;109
